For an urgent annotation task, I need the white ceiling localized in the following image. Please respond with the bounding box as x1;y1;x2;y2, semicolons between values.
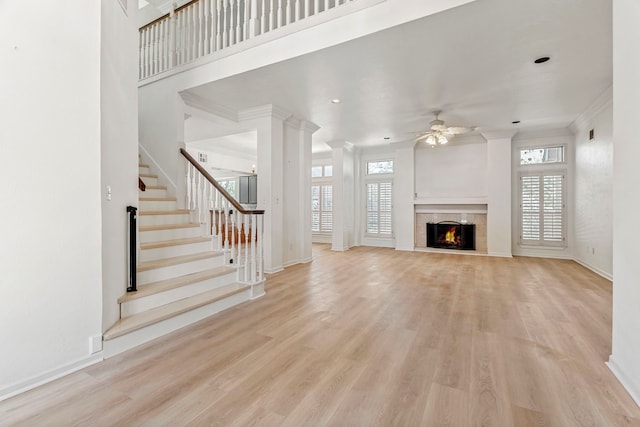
184;0;612;153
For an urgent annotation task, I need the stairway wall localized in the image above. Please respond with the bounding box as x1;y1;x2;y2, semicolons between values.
101;0;140;334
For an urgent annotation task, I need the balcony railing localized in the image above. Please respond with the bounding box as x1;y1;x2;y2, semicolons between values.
140;0;357;79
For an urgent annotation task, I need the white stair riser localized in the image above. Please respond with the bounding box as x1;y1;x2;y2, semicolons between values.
138;256;224;284
122;271;237;317
139;213;192;227
138;188;167;197
139;225;202;243
139;176;158;186
139;200;178;211
139;166;149;174
103;289;251;358
139;240;213;263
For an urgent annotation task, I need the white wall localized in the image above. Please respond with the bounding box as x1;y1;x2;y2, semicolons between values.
101;0;140;335
573;93;613;279
415;143;487;199
511;130;574;259
609;0;640;406
185;146;256;176
0;0;103;398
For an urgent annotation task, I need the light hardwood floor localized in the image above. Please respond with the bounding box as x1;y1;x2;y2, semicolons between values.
2;245;639;426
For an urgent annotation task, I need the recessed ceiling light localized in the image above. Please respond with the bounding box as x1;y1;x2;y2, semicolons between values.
384;137;390;140
512;120;521;124
534;56;550;64
331;99;341;104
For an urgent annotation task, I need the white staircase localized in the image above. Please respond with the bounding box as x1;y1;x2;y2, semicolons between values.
102;160;262;357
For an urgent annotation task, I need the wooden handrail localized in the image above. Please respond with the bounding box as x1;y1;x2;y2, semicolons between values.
139;0;200;31
180;148;264;215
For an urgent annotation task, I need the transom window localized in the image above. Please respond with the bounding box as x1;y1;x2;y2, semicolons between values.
367;160;393;175
311;165;333;177
520;146;564;165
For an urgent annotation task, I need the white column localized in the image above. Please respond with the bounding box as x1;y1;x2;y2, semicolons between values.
282;118;318;266
609;0;640;407
240;105;290;274
482;130;516;257
392;140;416;251
327;140;354;251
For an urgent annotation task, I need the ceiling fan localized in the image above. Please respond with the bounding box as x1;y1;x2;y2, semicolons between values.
414;111;473;145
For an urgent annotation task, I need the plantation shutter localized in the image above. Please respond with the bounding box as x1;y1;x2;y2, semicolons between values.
520;172;564;246
321;185;332;232
311;185;320;232
367;181;393;236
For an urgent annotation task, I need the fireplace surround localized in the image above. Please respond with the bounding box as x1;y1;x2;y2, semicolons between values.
427;221;476;250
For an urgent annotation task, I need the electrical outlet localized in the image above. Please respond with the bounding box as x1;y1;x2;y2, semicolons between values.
106;185;112;201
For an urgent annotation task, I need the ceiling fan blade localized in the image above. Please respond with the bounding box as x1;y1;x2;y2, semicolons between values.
415;133;431;141
430;124;448;132
446;126;471;135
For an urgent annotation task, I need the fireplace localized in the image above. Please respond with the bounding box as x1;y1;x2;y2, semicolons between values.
427;221;476;250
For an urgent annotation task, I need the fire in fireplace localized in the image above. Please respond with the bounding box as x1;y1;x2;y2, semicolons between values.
427;221;476;250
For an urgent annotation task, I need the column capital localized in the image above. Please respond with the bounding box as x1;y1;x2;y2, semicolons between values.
326;139;354;151
238;104;291;121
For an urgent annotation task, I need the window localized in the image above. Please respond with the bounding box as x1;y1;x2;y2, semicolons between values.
367;160;393;175
218;179;236;198
520;146;564;165
311;184;332;233
520;172;565;246
311;165;332;177
366;181;392;236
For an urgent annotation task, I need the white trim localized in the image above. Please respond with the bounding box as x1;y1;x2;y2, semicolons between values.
263;266;284;274
571;86;613;133
607;356;640;408
138;143;178;196
0;353;103;402
181;92;238;122
573;258;613;281
487;251;513;258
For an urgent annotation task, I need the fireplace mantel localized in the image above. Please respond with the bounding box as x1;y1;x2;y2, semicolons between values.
413;197;488;205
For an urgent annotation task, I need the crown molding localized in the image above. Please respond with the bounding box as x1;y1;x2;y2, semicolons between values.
238;104;291;122
480;129;518;141
326;140;354;151
180;92;238;122
570;85;613;133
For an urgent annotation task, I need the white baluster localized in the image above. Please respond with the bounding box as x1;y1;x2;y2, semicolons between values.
145;28;151;78
286;0;292;25
217;206;223;251
236;0;242;42
294;0;300;22
249;0;258;37
250;214;257;283
304;0;310;18
216;0;222;50
224;202;230;255
324;0;329;13
260;0;266;34
158;21;164;71
153;23;160;74
139;31;144;79
268;0;275;32
244;215;250;282
257;214;263;281
313;0;318;15
198;1;205;58
230;0;236;45
169;8;176;67
222;0;228;47
186;162;192;209
236;213;243;273
277;0;283;28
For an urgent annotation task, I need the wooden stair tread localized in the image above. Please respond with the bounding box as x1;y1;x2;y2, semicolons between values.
140;185;167;190
118;266;236;303
139;223;199;232
139;209;190;216
104;283;249;340
141;237;211;250
139;173;158;178
139;197;176;202
137;251;222;272
139;163;150;168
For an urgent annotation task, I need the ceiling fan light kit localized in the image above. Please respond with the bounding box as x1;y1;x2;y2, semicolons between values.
414;111;471;146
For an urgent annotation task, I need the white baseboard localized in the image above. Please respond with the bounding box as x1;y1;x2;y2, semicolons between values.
0;353;103;402
487;251;513;258
607;355;640;407
573;258;613;281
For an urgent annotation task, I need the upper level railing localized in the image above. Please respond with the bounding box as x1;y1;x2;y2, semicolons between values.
180;148;265;284
139;0;357;79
